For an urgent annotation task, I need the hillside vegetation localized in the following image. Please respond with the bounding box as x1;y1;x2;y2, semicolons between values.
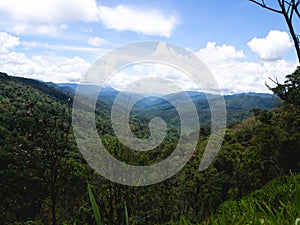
0;71;299;224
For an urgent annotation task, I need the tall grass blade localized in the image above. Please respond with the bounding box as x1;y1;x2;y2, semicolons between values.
295;184;300;215
179;216;190;225
125;202;129;225
87;183;102;225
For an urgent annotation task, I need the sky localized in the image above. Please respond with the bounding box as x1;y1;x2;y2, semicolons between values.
0;0;299;94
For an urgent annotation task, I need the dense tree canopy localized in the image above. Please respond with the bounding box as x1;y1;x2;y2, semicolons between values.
0;72;299;224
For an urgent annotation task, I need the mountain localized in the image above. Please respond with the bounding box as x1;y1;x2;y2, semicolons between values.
0;72;299;224
47;82;279;126
48;82;119;106
131;91;279;127
0;73;71;103
46;82;76;96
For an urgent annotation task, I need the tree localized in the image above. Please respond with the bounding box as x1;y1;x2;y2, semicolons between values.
26;99;72;225
249;0;300;63
266;66;300;108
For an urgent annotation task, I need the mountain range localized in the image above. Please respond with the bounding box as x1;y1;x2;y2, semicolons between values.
48;81;279;126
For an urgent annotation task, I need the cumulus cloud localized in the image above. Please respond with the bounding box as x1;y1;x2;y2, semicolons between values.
197;42;245;63
208;60;296;93
104;41;297;94
88;37;107;46
0;52;90;82
0;32;90;82
106;63;195;95
0;32;20;52
98;5;178;37
197;42;297;93
107;60;295;94
0;0;178;37
247;30;293;60
0;29;296;94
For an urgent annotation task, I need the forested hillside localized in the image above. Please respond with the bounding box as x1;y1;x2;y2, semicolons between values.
0;71;299;224
51;82;279;127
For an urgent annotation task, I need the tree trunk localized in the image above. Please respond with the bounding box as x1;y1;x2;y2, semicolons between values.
280;1;300;62
50;163;57;225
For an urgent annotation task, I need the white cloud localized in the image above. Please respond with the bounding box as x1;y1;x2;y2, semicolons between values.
0;32;20;52
35;24;60;35
21;41;50;48
21;41;106;53
197;42;245;63
59;24;68;30
0;29;296;94
0;0;99;23
0;52;90;83
0;32;90;82
0;1;178;37
88;37;107;46
10;23;28;34
106;63;195;95
197;42;297;93
247;30;293;60
8;23;65;36
105;42;297;94
98;5;178;37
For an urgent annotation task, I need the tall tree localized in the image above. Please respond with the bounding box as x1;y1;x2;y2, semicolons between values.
266;66;300;108
249;0;300;63
26;98;72;225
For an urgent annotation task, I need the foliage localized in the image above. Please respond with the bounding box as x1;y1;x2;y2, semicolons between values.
0;72;299;224
267;66;300;109
203;173;300;225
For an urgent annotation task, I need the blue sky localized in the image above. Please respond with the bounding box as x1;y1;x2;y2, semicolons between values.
0;0;298;93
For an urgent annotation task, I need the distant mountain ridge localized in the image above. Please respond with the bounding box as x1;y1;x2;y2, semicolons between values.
50;82;276;100
0;73;280;128
49;82;279;126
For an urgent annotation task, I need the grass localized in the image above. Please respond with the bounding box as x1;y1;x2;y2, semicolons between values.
88;183;102;225
202;178;300;225
86;174;300;225
87;182;129;225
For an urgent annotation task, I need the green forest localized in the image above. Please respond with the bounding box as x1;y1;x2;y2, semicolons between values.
0;67;300;225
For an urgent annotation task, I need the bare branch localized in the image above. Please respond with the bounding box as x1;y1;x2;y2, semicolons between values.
268;76;278;84
278;0;285;8
249;0;283;13
250;0;300;63
296;9;300;18
286;0;293;15
284;0;293;6
289;2;295;19
294;1;300;18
